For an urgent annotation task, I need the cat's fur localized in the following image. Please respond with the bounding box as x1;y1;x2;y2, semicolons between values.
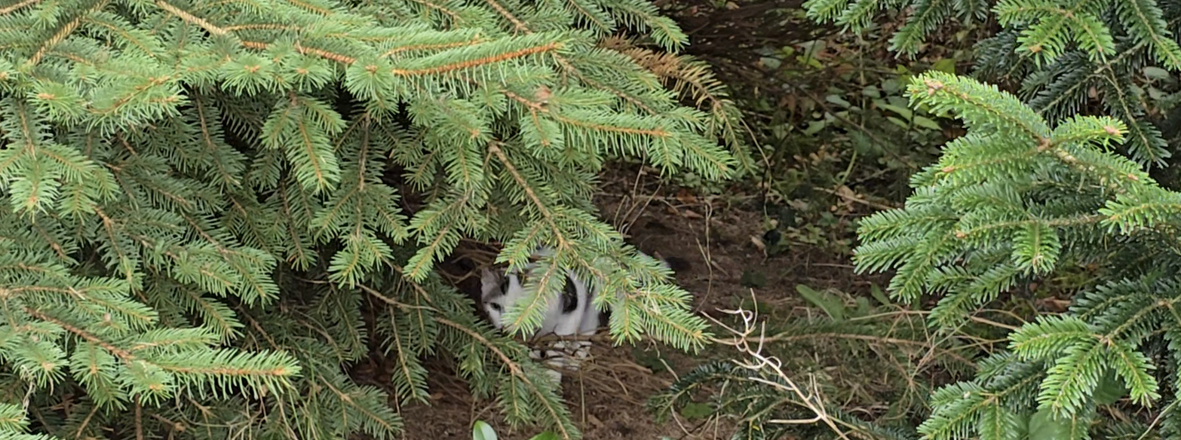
479;248;686;383
480;266;602;338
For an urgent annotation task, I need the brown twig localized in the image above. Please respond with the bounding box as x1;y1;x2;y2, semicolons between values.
704;291;854;440
135;397;143;440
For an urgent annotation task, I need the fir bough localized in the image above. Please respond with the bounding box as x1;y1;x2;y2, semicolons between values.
0;0;745;437
803;0;1181;170
856;71;1181;439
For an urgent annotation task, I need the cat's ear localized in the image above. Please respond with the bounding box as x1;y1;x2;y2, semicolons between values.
480;267;501;287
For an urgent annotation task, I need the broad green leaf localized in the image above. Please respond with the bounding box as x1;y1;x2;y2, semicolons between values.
473;420;497;440
878;103;913;119
913;115;942;131
931;58;956;74
796;284;846;321
680;402;713;420
826;94;852;108
803;120;826;135
1145;66;1172;80
870;284;893;306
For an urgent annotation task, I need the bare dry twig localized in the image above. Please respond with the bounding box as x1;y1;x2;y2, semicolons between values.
705;290;853;440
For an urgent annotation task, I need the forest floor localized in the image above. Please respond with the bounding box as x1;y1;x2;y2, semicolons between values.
393;169;884;440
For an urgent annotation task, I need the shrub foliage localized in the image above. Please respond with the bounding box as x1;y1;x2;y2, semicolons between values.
805;0;1181;171
0;0;745;437
857;71;1181;439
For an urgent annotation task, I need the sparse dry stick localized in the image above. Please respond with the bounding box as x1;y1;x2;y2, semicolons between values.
813;186;897;211
74;403;101;439
705;291;853;440
748;331;975;366
134;398;144;440
695;200;720;310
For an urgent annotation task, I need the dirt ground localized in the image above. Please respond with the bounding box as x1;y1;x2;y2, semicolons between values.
389;168;880;440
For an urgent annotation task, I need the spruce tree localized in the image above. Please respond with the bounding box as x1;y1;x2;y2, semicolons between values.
797;0;1181;433
0;0;746;437
856;71;1181;439
802;0;1181;171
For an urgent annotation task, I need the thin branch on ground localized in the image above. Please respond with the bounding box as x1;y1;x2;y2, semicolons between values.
705;290;853;440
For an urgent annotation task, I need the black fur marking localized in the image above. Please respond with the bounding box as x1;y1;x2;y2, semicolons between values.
559;274;579;314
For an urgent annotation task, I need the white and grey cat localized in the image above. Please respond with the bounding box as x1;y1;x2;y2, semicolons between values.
479;248;684;383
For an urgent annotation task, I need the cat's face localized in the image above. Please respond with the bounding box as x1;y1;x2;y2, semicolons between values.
480;267;524;329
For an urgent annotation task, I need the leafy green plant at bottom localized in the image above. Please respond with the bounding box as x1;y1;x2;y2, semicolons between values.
474;420;560;440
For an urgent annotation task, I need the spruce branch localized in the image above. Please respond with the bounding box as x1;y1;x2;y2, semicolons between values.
390;41;564;77
380;37;487;58
24;307;300;399
481;0;530;32
461;0;668;114
438;317;574;439
402;0;466;23
359;282;575;439
23;0;109;69
0;0;737;435
154;0;227;36
856;71;1181;438
488;141;571;254
0;0;39;15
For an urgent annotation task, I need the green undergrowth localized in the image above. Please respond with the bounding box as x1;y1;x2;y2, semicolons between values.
651;280;998;439
681;21;978;257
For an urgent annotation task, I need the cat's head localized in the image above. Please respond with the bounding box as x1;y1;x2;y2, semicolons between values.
480;267;525;329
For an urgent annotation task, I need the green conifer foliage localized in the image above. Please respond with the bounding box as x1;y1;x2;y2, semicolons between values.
855;70;1181;439
0;0;745;437
803;0;1181;171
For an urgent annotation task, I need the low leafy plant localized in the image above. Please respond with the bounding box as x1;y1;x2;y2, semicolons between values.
473;420;559;440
